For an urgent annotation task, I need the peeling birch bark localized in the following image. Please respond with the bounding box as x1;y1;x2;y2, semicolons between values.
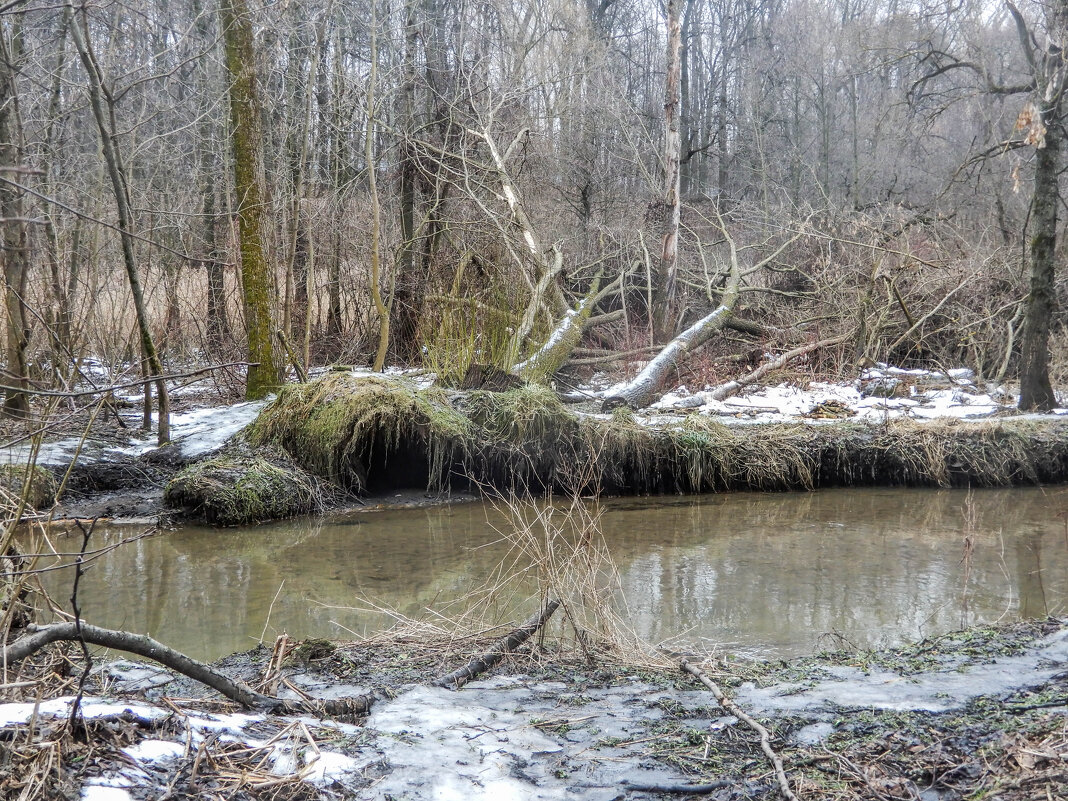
601;304;734;410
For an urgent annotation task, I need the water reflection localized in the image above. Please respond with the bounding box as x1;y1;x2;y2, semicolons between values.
37;487;1068;661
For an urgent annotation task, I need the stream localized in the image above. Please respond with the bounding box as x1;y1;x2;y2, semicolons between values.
37;486;1068;661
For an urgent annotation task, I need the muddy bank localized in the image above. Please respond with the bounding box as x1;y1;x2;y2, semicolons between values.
156;372;1068;523
2;618;1065;799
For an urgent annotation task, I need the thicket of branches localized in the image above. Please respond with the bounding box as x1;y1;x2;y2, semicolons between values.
0;0;1062;423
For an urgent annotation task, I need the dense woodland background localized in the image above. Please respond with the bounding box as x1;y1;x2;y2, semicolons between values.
1;0;1066;431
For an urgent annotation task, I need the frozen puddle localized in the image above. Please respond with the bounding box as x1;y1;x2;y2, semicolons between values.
740;625;1068;716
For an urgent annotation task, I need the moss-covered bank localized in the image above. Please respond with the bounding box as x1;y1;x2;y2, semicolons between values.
163;442;332;526
240;373;1068;497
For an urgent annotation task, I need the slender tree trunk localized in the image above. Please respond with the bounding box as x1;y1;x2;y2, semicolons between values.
325;34;344;339
220;0;280;399
366;1;389;371
192;0;228;350
68;6;170;444
1019;116;1059;411
390;0;422;362
0;20;29;418
653;0;682;343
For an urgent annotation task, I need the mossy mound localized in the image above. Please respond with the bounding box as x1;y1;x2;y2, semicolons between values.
164;444;327;526
245;373;1068;499
248;373;471;492
0;464;58;509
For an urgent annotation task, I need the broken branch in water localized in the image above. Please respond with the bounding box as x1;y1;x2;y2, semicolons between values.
679;658;798;801
3;622;375;718
435;599;561;689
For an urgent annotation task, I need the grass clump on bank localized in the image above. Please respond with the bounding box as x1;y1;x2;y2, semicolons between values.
163;443;326;526
233;373;1068;503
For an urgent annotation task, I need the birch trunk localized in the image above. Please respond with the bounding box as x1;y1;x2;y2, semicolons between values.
652;0;682;343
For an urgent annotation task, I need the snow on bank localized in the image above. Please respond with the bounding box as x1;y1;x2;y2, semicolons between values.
587;363;1068;424
115;399;267;458
0;694;365;796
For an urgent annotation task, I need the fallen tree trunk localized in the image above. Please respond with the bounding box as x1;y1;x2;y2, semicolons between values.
512;277;601;383
601;303;736;410
4;622;375;717
435;599;560;689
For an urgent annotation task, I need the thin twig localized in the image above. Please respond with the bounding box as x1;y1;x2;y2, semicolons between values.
66;518;96;728
679;658;798;801
0;361;257;399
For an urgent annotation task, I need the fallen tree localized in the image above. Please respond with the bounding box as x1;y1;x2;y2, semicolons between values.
3;621;376;717
602;207;808;410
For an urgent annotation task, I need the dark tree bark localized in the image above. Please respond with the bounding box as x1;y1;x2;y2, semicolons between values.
1013;0;1068;411
0;20;29;418
390;0;423;362
1019;119;1059;410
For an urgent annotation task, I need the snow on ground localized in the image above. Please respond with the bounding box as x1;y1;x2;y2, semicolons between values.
115;399;267;458
0;694;366;797
587;363;1068;424
2;362;1066;469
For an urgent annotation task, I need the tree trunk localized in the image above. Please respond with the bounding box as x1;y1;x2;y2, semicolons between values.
220;0;280;399
0;21;29;418
390;0;423;363
652;0;682;343
68;6;170;444
1018;114;1059;411
365;2;390;372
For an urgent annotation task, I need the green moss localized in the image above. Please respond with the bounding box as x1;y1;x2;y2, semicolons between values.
164;445;323;526
248;373;471;491
243;373;1068;500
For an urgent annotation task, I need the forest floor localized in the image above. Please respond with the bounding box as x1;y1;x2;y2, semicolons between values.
1;618;1065;800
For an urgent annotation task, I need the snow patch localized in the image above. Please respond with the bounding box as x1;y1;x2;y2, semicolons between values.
123;739;187;762
114;400;268;458
642;363;1017;424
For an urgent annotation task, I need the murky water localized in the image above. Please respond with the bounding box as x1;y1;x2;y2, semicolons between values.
34;487;1068;661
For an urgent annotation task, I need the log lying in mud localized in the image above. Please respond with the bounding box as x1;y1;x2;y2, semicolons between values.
435;599;561;689
4;622;376;718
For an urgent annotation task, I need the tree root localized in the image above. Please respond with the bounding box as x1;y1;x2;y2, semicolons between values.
4;622;376;718
680;658;798;801
435;599;560;689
